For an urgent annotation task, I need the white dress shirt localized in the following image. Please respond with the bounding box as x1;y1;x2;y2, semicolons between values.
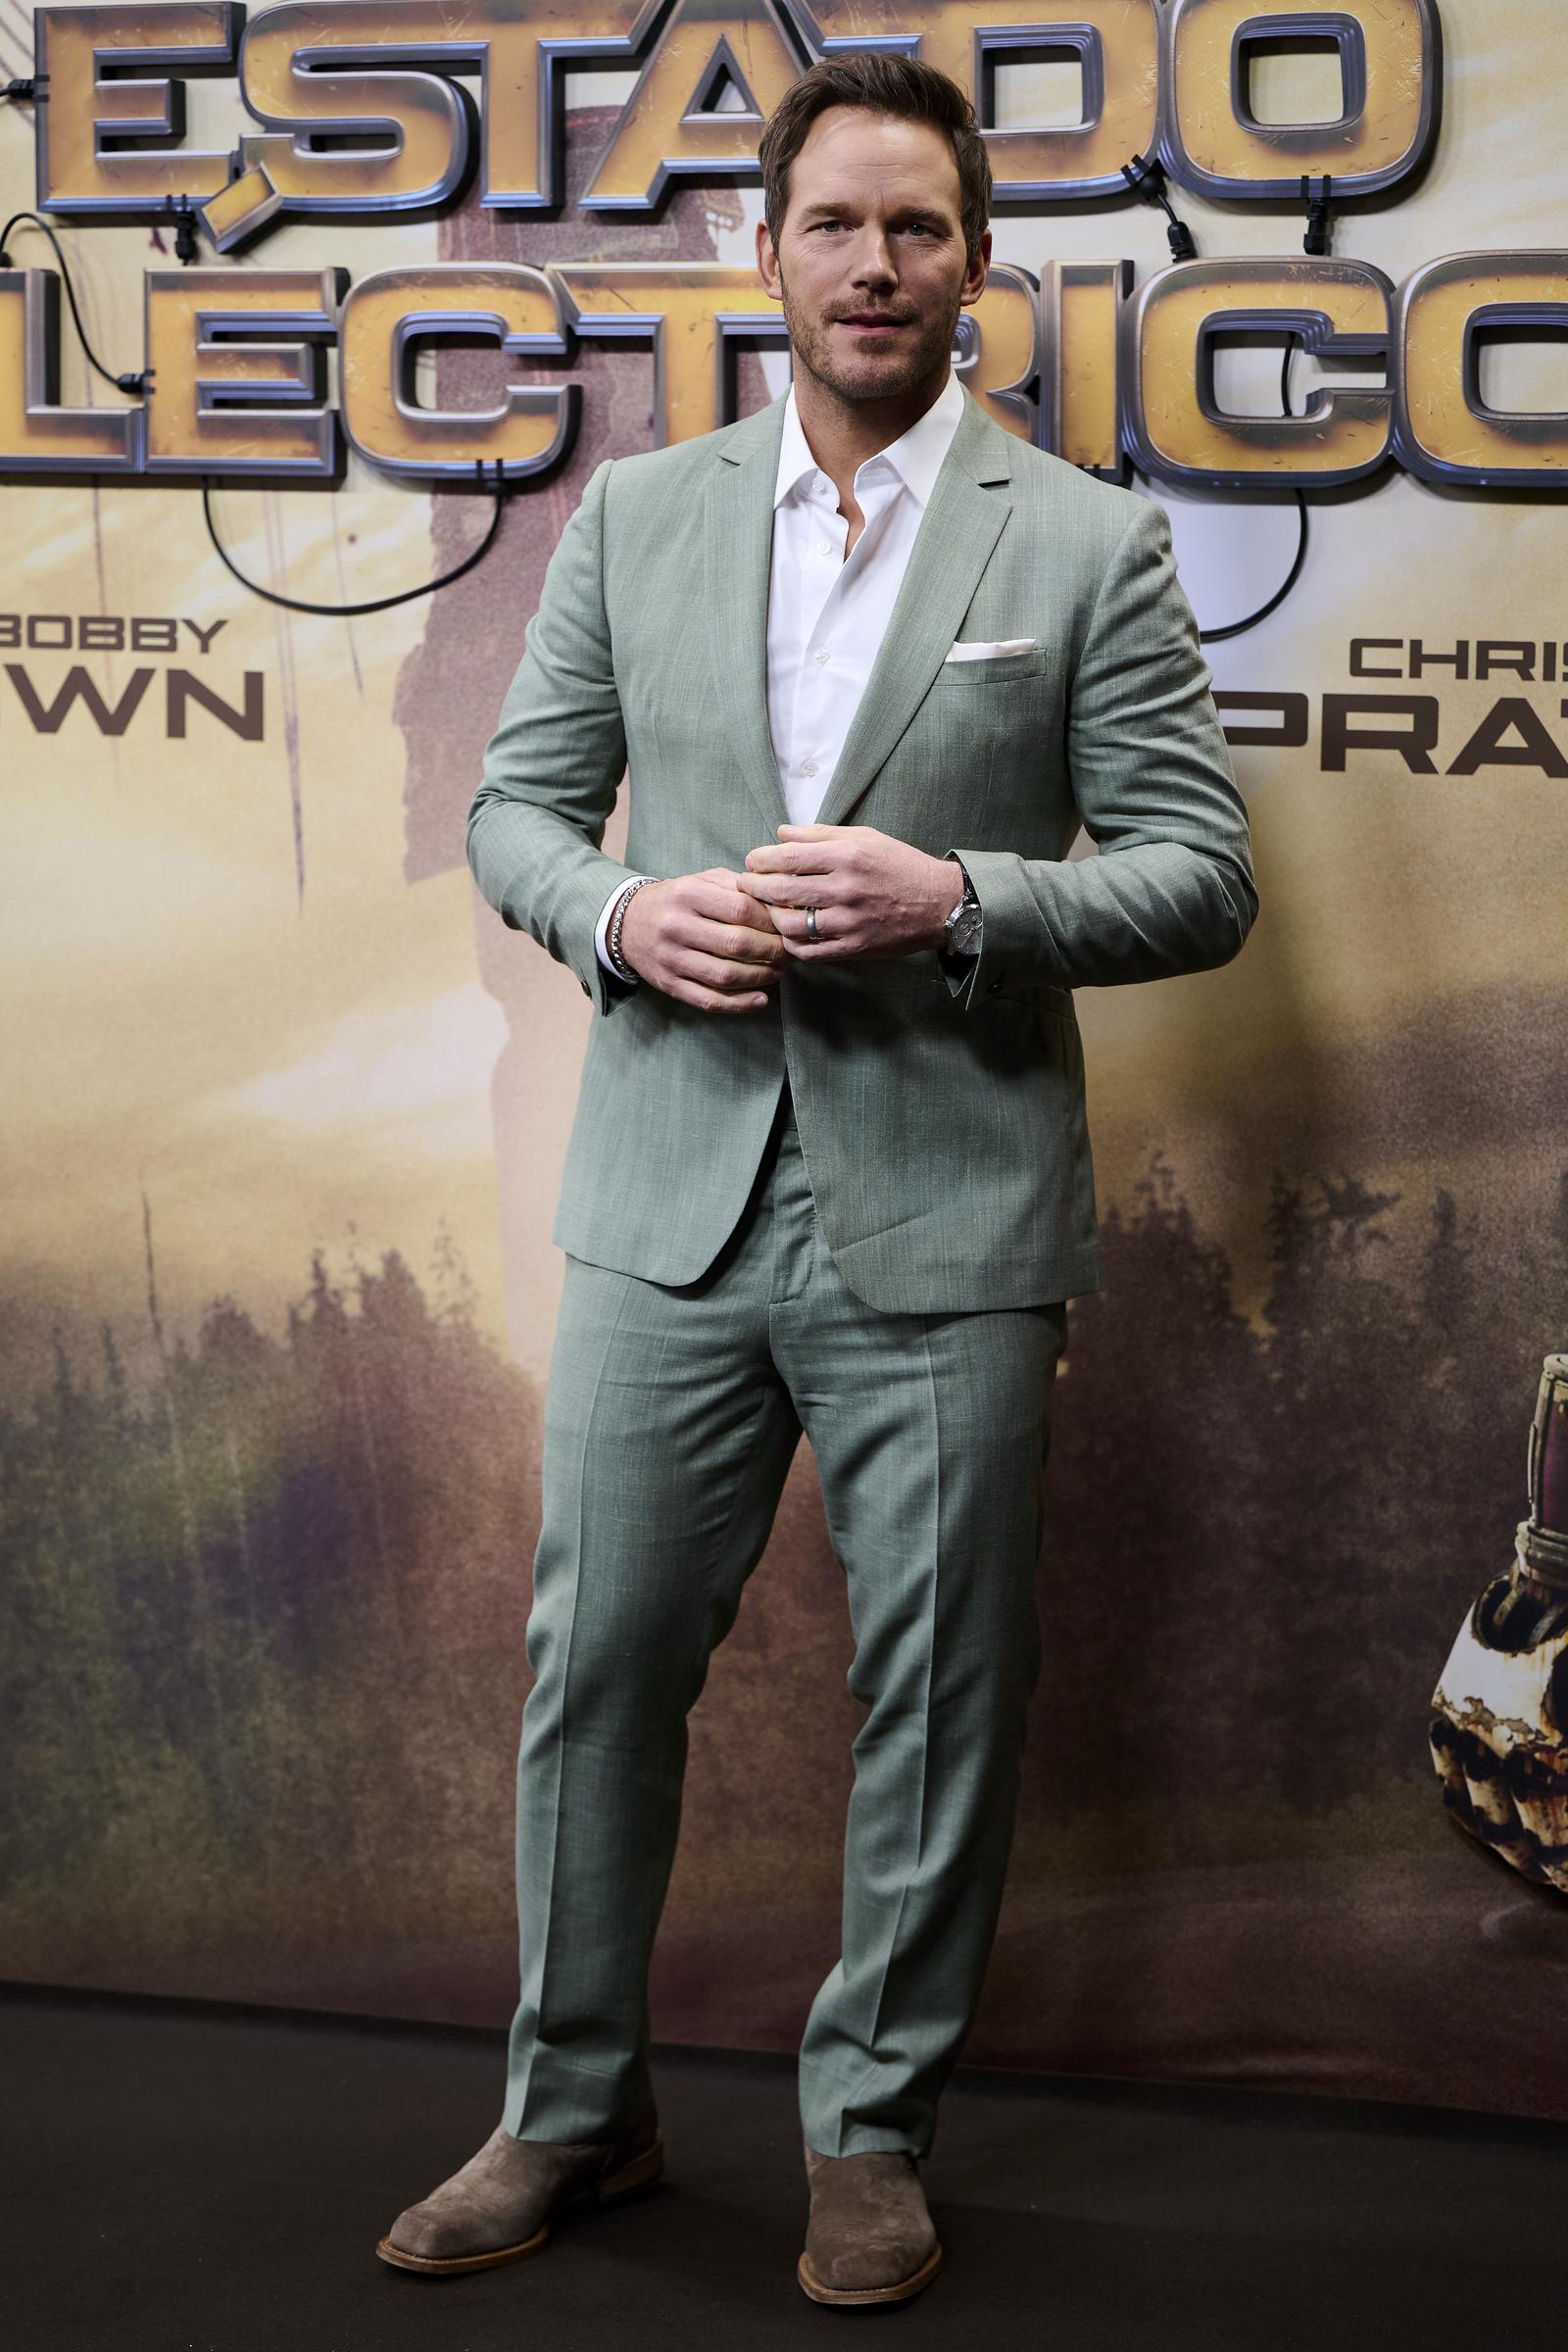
594;366;970;980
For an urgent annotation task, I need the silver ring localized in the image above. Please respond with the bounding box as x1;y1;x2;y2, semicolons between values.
805;905;819;943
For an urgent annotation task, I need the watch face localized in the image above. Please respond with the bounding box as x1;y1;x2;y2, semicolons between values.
950;900;982;954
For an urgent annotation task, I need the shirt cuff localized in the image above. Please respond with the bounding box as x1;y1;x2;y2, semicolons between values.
594;874;658;982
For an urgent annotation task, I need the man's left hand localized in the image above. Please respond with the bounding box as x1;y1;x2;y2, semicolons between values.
738;824;959;962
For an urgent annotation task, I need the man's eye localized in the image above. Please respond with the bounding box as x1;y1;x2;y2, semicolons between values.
807;219;939;235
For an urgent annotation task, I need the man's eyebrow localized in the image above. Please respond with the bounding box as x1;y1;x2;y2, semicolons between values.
795;200;956;226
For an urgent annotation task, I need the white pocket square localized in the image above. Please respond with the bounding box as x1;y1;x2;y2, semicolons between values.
943;637;1037;662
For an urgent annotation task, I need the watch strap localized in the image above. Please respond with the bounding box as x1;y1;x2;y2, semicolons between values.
942;855;981;956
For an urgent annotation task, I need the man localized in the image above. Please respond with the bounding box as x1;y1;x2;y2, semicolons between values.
378;50;1256;2308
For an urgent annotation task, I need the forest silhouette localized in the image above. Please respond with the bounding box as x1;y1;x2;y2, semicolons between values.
4;1152;1567;1994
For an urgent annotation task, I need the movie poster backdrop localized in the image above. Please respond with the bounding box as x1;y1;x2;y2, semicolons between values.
4;0;1567;2117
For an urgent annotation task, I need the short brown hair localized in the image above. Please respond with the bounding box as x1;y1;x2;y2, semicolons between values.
758;52;993;266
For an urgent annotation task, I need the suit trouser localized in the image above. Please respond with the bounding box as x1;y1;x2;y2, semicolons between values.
501;1074;1068;2160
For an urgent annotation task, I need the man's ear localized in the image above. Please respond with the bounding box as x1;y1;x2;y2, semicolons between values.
962;227;992;308
756;217;782;301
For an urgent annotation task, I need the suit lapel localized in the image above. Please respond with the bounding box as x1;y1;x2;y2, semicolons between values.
814;392;1015;831
705;393;793;839
704;381;1019;842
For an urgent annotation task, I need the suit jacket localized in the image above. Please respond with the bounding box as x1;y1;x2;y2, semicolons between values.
466;381;1257;1313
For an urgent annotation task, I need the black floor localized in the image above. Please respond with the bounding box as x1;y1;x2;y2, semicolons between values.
5;1983;1566;2352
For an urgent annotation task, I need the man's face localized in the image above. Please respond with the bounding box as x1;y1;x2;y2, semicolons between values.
757;106;989;404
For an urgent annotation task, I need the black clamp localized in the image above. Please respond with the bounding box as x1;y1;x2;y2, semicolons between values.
161;193;201;265
1121;155;1198;264
1302;173;1334;256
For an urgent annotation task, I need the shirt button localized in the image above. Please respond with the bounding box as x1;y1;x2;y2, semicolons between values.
817;540;832;555
801;758;818;776
814;649;829;664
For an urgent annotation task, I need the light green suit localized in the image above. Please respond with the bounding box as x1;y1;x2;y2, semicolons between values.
467;380;1255;1312
466;381;1255;2162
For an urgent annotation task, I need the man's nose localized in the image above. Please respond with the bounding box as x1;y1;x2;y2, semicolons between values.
848;228;898;285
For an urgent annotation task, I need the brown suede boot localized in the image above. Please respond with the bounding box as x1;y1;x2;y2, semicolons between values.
376;2104;663;2276
797;2143;944;2306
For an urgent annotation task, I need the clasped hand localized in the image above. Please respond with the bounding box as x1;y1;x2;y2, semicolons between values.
617;824;959;1017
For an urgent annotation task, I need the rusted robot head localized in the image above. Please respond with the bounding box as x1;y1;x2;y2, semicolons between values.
1431;1351;1568;1889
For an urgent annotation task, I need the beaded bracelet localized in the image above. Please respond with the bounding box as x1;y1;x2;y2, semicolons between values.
607;875;655;981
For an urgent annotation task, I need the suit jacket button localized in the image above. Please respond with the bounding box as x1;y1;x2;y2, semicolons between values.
988;978;1003;995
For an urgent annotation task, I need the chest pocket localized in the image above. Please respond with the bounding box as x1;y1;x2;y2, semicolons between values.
933;649;1051;688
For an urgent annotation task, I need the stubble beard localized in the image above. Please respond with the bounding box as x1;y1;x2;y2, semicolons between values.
776;262;962;409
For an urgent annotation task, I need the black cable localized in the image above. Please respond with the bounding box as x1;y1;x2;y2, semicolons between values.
1198;341;1310;644
1115;153;1314;643
200;466;512;615
2;205;514;615
0;210;145;392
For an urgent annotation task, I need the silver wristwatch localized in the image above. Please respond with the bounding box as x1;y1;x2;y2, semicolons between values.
942;856;982;956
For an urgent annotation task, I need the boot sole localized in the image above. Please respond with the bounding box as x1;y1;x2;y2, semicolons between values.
375;2134;665;2276
797;2239;944;2306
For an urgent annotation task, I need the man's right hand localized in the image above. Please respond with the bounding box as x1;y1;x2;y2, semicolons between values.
618;869;787;1013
